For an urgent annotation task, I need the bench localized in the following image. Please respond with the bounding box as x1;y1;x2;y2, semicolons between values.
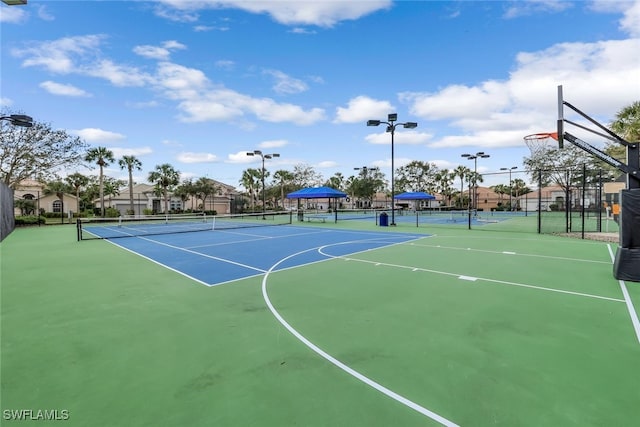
305;214;329;223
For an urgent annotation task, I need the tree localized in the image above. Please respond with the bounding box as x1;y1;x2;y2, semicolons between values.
240;168;261;211
148;163;180;214
350;167;385;207
43;180;69;222
194;177;219;212
85;147;115;217
292;163;323;188
452;165;470;208
610;101;640;143
174;179;195;211
1;111;87;188
435;168;455;207
65;172;89;215
523;144;592;195
395;160;438;193
118;155;142;215
274;169;295;209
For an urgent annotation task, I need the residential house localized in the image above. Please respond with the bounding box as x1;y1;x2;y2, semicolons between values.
96;181;239;216
13;179;79;217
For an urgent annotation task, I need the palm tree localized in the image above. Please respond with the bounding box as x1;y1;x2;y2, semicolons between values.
273;169;294;209
194;177;218;212
43;180;69;222
453;165;470;208
610;101;640;143
118;155;142;216
148;163;180;214
85;147;115;217
102;178;122;215
240;168;261;211
65;172;89;215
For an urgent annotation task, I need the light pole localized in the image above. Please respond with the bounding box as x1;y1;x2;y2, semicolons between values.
0;114;33;127
246;150;279;217
500;166;518;211
367;113;417;226
461;152;490;212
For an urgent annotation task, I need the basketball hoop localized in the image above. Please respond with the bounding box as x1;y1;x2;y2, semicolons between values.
524;132;559;157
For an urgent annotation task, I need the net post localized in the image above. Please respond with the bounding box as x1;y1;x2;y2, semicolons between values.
211;215;216;231
76;218;81;241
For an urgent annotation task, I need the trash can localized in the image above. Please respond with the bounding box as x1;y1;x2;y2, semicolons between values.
379;212;388;227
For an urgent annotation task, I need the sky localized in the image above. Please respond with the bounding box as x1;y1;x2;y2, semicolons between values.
1;0;639;190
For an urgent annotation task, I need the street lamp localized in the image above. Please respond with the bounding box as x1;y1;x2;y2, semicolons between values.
367;113;417;226
0;114;33;127
461;152;490;212
246;149;279;217
500;166;518;211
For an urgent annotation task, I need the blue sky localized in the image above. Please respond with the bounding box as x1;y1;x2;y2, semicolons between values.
1;0;639;190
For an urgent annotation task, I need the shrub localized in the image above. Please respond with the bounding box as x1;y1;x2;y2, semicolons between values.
15;215;46;226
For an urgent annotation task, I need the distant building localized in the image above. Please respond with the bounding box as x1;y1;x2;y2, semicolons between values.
96;181;239;215
12;179;78;216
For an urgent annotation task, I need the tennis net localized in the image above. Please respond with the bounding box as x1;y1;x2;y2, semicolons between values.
77;212;292;240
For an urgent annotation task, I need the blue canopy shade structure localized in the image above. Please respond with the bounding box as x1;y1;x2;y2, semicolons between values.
394;192;436;227
394;191;436;200
286;186;347;199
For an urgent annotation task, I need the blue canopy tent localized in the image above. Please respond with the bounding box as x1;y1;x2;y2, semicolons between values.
394;192;436;227
286;186;347;222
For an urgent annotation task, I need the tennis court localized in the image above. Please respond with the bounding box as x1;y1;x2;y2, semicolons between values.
1;219;639;426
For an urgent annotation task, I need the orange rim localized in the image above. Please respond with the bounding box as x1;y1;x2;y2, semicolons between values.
523;132;558;141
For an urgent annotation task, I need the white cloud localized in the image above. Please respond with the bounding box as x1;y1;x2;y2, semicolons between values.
316;160;338;168
134;45;172;60
227;151;260;164
503;0;573;19
0;5;28;24
134;40;186;60
215;60;235;70
156;0;392;27
177;152;218;163
259;139;288;149
14;34;104;73
72;128;126;143
37;5;54;21
365;130;432;146
40;80;91;97
110;147;153;158
334;96;394;124
1;97;13;107
402;35;640;149
263;69;308;95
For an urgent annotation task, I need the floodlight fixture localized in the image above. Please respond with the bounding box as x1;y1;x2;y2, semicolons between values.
246;149;281;216
365;113;418;226
1;114;34;127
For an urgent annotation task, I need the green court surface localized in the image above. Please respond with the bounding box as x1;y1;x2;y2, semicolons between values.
1;223;639;426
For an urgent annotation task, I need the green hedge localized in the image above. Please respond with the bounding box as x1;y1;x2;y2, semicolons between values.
15;216;46;226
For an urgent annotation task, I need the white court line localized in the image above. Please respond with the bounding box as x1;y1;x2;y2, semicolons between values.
261;240;459;427
409;242;611;265
103;239;211;286
607;244;640;344
318;251;624;303
137;236;267;273
186;229;331;249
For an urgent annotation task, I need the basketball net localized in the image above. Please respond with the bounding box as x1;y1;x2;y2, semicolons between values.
523;132;559;157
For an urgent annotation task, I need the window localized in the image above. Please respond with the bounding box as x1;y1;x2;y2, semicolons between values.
53;200;62;213
23;193;35;200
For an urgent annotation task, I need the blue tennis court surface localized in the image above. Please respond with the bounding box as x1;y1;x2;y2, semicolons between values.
106;225;424;286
